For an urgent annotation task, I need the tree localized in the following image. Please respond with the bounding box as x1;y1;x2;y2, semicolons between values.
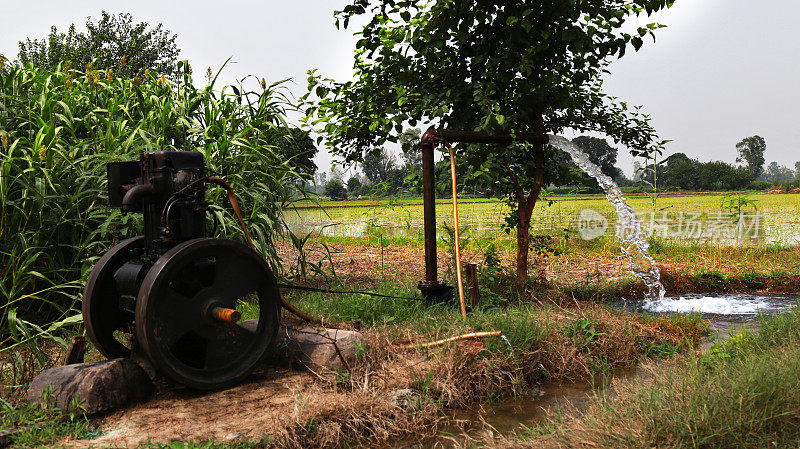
347;176;363;195
305;1;669;288
571;136;623;180
661;153;696;190
399;128;423;173
568;136;624;192
275;128;318;173
735;135;766;178
362;149;397;185
762;162;794;185
795;161;800;179
324;179;347;200
18;11;179;77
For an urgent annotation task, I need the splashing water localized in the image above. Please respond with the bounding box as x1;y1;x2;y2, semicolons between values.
547;135;666;301
500;334;515;357
642;294;789;315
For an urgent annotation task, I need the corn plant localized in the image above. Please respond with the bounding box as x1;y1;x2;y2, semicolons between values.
0;58;310;347
287;224;336;282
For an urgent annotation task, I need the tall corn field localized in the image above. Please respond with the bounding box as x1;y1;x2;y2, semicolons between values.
0;57;308;347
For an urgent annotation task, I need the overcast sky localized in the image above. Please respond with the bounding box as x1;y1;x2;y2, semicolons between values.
3;1;798;177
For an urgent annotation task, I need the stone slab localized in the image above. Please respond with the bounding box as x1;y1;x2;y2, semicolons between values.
27;358;153;415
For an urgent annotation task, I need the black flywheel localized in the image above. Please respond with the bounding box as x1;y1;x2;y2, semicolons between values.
135;238;280;390
83;236;144;359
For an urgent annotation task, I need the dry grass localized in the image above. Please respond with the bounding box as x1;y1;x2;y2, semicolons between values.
55;300;707;448
268;304;705;448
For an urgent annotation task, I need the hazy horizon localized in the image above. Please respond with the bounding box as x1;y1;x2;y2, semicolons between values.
2;1;797;178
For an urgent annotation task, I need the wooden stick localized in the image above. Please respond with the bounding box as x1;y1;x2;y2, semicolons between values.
63;336;87;365
445;143;467;319
464;263;481;308
403;331;502;349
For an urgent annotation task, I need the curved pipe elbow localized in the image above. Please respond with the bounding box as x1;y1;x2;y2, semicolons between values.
121;183;155;212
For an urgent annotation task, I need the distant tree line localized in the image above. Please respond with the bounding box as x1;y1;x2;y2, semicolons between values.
634;135;800;192
319;132;800;200
319;129;423;200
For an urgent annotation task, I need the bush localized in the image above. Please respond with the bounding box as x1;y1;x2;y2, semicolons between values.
0;60;308;337
747;180;773;191
324;179;347;200
783;179;800;191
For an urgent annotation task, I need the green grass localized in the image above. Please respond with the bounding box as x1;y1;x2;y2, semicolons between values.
271;280;553;360
242;282;428;326
552;304;800;448
285;193;800;244
0;393;94;447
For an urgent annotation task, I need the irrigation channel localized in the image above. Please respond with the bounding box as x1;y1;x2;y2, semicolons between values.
398;293;800;448
393;138;798;447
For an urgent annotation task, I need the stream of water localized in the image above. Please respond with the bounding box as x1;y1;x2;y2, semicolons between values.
547;135;666;300
547;136;798;317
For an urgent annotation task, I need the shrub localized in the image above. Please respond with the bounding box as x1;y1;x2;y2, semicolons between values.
747;180;773;191
324;179;347;200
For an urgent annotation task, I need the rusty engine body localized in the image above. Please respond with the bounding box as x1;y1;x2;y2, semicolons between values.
83;151;280;390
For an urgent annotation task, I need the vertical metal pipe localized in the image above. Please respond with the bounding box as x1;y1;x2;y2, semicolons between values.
416;128;548;300
420;140;438;284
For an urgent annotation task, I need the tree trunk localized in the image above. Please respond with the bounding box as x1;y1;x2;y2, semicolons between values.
514;191;539;290
514;109;546;291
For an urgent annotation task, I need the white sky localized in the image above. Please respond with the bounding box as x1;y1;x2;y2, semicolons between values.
2;1;798;177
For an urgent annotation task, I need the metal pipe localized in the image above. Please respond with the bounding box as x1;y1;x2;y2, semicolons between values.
417;129;549;298
210;307;242;323
420;139;438;286
121;183;155;213
422;129;549;146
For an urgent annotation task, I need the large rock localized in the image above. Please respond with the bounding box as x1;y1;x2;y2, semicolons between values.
27;358;153;415
243;321;367;371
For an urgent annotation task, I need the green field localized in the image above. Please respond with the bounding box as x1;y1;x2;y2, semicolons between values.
285;193;800;245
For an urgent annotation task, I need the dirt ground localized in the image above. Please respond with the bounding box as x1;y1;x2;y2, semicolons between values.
275;240;635;288
276;239;800;293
